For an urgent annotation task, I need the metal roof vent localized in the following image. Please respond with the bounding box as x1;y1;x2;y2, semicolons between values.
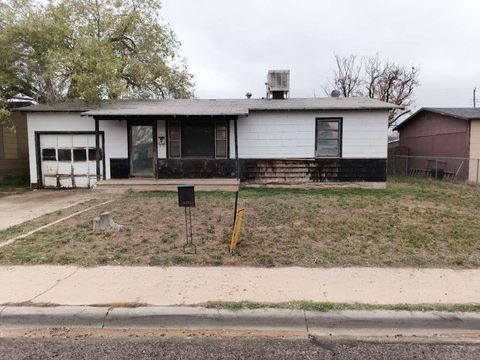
266;70;290;99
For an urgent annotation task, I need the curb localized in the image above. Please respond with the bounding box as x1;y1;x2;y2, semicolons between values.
1;306;480;332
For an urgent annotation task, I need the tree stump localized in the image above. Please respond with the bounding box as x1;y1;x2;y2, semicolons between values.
93;212;123;231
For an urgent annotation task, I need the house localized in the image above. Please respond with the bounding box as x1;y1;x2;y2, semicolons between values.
0;101;31;182
394;107;480;182
17;71;398;189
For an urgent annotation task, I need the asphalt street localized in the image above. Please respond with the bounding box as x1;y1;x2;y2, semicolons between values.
0;334;479;359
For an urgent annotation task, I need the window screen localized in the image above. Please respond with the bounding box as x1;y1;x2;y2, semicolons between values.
215;121;228;158
42;148;56;161
73;148;87;161
168;120;181;158
316;119;341;157
58;149;71;161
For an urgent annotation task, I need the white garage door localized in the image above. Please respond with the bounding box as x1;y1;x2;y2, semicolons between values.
39;134;103;188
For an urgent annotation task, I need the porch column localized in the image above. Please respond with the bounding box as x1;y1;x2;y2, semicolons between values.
234;116;239;180
95;117;100;181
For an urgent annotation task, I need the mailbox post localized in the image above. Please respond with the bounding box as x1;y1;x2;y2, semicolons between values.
178;185;196;254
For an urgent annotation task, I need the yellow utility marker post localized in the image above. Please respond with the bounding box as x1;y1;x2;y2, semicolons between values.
230;208;245;254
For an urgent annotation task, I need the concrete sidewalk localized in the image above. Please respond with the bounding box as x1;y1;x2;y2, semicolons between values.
0;266;479;306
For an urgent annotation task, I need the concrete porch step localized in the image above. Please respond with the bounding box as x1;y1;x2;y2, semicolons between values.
96;178;240;192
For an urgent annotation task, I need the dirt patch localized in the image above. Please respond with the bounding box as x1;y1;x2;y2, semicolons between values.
0;178;479;267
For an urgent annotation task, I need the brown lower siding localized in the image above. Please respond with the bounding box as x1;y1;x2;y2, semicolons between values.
156;158;387;182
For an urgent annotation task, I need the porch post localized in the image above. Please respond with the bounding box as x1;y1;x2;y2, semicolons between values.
95;117;100;181
234;116;239;180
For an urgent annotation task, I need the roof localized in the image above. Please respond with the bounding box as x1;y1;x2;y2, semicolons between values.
395;107;480;130
16;97;399;117
14;100;91;113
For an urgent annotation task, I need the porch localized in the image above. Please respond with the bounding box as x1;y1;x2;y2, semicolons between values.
96;178;240;192
89;114;241;182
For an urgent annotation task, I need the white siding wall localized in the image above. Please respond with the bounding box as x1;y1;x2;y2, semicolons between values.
100;120;127;179
229;110;388;159
26;112;127;183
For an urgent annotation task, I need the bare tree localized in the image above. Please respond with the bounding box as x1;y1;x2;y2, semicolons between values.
326;54;420;127
328;54;363;97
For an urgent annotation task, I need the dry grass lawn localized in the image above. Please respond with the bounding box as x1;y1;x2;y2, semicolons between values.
1;177;480;267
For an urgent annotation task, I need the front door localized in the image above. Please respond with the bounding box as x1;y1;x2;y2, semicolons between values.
129;123;156;177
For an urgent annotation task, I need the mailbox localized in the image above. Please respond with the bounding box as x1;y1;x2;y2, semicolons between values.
178;185;195;207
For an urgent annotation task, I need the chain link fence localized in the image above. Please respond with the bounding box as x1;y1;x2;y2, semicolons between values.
388;155;480;184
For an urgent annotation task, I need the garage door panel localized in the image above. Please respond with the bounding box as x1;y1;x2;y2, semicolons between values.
73;136;89;147
57;162;72;175
73;162;89;175
40;135;58;148
57;135;73;148
59;177;73;188
44;176;57;187
74;176;90;188
87;135;98;148
42;161;58;175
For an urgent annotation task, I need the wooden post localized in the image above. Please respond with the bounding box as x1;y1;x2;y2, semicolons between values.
95;117;100;181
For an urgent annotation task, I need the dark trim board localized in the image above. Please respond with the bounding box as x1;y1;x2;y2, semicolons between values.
157;158;387;182
34;131;106;188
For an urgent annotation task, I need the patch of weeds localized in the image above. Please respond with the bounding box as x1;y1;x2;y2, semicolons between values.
202;301;480;313
171;255;188;265
58;253;76;264
255;253;275;267
96;255;110;265
210;254;224;265
159;229;178;243
149;255;163;266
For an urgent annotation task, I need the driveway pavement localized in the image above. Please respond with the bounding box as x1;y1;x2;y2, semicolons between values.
0;190;98;230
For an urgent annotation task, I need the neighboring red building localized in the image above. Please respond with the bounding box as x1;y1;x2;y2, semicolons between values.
393;107;480;182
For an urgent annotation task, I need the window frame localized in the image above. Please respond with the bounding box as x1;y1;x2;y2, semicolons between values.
167;120;182;159
57;149;72;162
41;148;57;161
214;120;229;159
73;148;87;162
315;117;342;158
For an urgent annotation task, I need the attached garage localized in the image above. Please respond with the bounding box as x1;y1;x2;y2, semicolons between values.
37;132;104;188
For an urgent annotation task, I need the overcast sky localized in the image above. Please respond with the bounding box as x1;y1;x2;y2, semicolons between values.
162;0;480;108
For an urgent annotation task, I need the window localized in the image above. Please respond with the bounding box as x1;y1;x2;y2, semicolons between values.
73;148;87;161
168;120;181;158
215;121;228;158
316;119;341;157
58;149;72;161
42;148;56;161
2;126;18;159
88;148;102;161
